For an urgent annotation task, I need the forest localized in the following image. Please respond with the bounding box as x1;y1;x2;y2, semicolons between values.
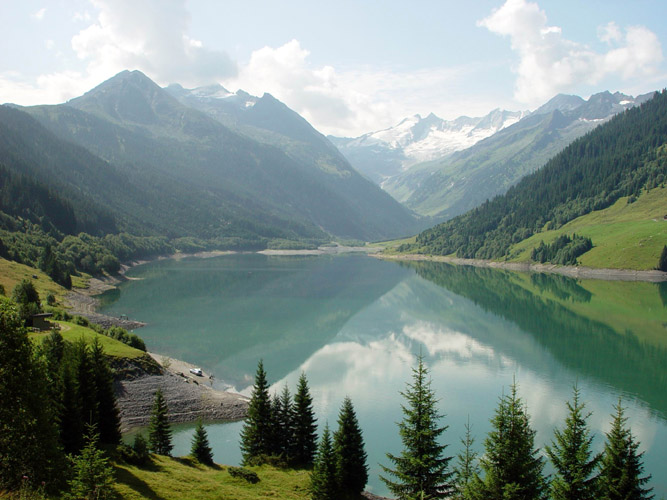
405;90;667;262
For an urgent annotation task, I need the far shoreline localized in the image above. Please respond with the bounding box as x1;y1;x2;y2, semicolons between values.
376;253;667;283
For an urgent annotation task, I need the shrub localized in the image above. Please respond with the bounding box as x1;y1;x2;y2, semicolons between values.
228;467;260;484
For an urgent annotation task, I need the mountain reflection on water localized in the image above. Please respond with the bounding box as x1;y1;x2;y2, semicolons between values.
105;255;666;497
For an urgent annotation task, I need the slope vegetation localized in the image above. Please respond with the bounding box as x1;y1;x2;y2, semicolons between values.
406;90;667;270
385;91;653;219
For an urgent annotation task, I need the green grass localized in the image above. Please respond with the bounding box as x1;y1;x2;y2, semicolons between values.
0;257;68;304
510;187;667;270
373;235;417;253
113;456;312;500
30;321;146;359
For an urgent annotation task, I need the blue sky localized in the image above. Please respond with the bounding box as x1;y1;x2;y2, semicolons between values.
1;0;666;136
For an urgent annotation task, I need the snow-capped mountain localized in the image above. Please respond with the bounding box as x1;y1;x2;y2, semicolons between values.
382;90;656;220
329;109;527;184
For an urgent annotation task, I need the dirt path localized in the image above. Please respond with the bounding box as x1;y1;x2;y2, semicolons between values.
377;254;667;282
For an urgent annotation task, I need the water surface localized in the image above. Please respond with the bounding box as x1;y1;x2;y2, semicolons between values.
104;254;667;497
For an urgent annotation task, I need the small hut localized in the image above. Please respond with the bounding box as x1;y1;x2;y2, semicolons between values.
31;312;54;331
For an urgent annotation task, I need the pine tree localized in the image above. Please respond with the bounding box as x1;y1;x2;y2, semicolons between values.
292;372;318;467
311;424;338;500
60;361;85;455
67;423;116;500
240;360;273;464
598;400;654;500
333;396;368;498
380;354;454;499
0;298;64;491
148;388;173;456
469;381;547;500
545;385;600;500
73;338;99;429
268;392;282;457
191;419;214;465
452;417;479;500
277;385;295;459
90;337;121;445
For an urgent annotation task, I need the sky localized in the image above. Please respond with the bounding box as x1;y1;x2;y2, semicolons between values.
1;0;666;137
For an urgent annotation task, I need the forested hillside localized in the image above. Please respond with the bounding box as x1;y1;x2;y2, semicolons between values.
406;90;667;262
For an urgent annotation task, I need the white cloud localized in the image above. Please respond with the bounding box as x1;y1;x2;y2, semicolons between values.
479;0;663;105
2;0;237;106
71;0;237;87
31;7;47;21
224;40;498;137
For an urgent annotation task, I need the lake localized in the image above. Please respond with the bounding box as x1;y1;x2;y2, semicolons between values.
101;253;667;497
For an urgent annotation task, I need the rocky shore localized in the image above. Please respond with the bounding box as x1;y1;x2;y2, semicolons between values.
115;354;248;432
63;260;249;432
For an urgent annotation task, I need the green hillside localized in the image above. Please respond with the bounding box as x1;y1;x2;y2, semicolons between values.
510;187;667;270
383;92;654;219
405;90;667;270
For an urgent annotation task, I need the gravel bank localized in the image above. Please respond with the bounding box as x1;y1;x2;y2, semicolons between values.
115;353;248;432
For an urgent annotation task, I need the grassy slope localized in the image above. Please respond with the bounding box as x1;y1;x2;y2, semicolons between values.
509;187;667;270
0;257;68;303
30;321;146;359
113;457;311;500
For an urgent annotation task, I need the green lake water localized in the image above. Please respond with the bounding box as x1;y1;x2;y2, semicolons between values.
101;253;667;497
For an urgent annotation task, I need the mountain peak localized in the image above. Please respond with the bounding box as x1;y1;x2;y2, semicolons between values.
67;70;188;127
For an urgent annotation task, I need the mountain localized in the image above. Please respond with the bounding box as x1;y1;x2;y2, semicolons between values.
382;90;655;219
404;90;667;265
164;82;424;238
329;109;525;185
21;70;419;243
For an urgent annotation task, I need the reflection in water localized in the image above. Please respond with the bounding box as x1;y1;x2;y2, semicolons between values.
106;255;666;497
408;262;667;418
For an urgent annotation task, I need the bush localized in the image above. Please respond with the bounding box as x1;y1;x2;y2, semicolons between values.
227;467;260;484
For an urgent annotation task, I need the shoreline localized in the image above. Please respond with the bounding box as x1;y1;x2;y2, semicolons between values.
115;352;248;433
376;253;667;282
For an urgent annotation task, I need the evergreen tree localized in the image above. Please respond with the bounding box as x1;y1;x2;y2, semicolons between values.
657;245;667;272
90;337;121;445
240;360;272;464
132;434;150;466
380;354;454;499
148;388;173;456
191;419;214;465
292;372;318;468
11;279;41;325
452;417;479;500
333;396;368;498
73;338;99;430
311;424;338;500
469;381;547;500
276;385;295;459
598;400;654;500
60;360;85;455
268;392;282;457
0;298;64;491
67;423;116;500
545;386;600;500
